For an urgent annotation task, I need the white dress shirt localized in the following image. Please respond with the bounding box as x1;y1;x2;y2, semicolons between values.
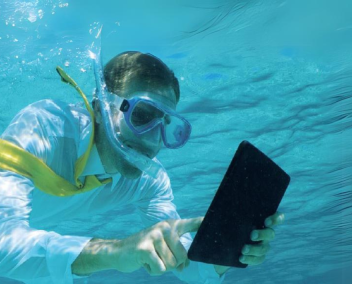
0;99;226;284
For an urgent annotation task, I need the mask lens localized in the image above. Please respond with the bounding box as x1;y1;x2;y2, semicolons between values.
127;98;191;148
131;101;164;128
164;116;190;148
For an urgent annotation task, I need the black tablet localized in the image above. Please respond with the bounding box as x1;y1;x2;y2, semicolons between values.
187;140;290;268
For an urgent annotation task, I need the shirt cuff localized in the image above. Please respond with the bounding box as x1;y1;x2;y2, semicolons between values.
46;233;92;284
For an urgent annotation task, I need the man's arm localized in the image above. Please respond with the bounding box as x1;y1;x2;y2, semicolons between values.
72;238;119;276
72;218;202;276
0;172;91;283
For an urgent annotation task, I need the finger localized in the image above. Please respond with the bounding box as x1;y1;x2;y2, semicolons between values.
264;212;285;227
239;254;266;265
143;263;151;274
251;228;275;241
176;262;185;272
185;258;190;267
241;242;271;256
175;217;204;236
154;238;178;271
163;229;188;267
144;249;166;276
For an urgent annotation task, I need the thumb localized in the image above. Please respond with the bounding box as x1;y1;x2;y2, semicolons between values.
175;217;204;237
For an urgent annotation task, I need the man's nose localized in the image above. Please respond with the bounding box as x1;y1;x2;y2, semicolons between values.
142;124;163;149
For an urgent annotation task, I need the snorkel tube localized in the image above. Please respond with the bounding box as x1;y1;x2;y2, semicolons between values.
88;26;165;179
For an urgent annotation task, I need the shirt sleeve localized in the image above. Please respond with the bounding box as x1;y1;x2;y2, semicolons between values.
135;171;227;284
0;100;92;283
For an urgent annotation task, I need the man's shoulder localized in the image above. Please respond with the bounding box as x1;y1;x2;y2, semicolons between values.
23;99;89;119
20;99;91;132
2;99;92;151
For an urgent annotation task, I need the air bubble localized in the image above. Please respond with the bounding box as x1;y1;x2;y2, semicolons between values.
38;10;44;19
28;14;37;22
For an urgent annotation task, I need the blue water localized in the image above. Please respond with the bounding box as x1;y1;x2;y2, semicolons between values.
1;0;352;283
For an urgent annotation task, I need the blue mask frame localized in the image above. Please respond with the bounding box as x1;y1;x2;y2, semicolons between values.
119;95;192;149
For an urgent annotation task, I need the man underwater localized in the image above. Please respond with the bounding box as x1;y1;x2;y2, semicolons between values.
0;51;285;283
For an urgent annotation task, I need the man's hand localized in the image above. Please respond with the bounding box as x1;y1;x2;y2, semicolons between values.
214;212;285;275
113;217;203;276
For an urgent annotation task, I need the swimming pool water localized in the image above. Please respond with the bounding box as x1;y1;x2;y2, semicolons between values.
0;0;351;283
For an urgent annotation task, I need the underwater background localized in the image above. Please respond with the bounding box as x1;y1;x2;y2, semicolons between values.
0;0;351;283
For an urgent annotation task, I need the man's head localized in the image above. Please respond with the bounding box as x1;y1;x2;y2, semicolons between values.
93;51;181;179
103;51;180;103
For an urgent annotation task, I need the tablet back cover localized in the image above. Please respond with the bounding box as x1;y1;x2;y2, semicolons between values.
187;140;290;268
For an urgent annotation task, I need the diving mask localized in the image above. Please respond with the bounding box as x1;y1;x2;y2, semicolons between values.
105;93;192;149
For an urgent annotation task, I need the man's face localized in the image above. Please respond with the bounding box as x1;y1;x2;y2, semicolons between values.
95;79;178;179
117;80;177;158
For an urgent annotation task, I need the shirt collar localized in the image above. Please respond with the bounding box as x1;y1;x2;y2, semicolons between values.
80;143;106;177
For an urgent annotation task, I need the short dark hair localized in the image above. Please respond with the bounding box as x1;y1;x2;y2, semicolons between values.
103;51;180;103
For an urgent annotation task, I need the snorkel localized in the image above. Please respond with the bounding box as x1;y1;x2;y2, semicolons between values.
88;27;165;179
